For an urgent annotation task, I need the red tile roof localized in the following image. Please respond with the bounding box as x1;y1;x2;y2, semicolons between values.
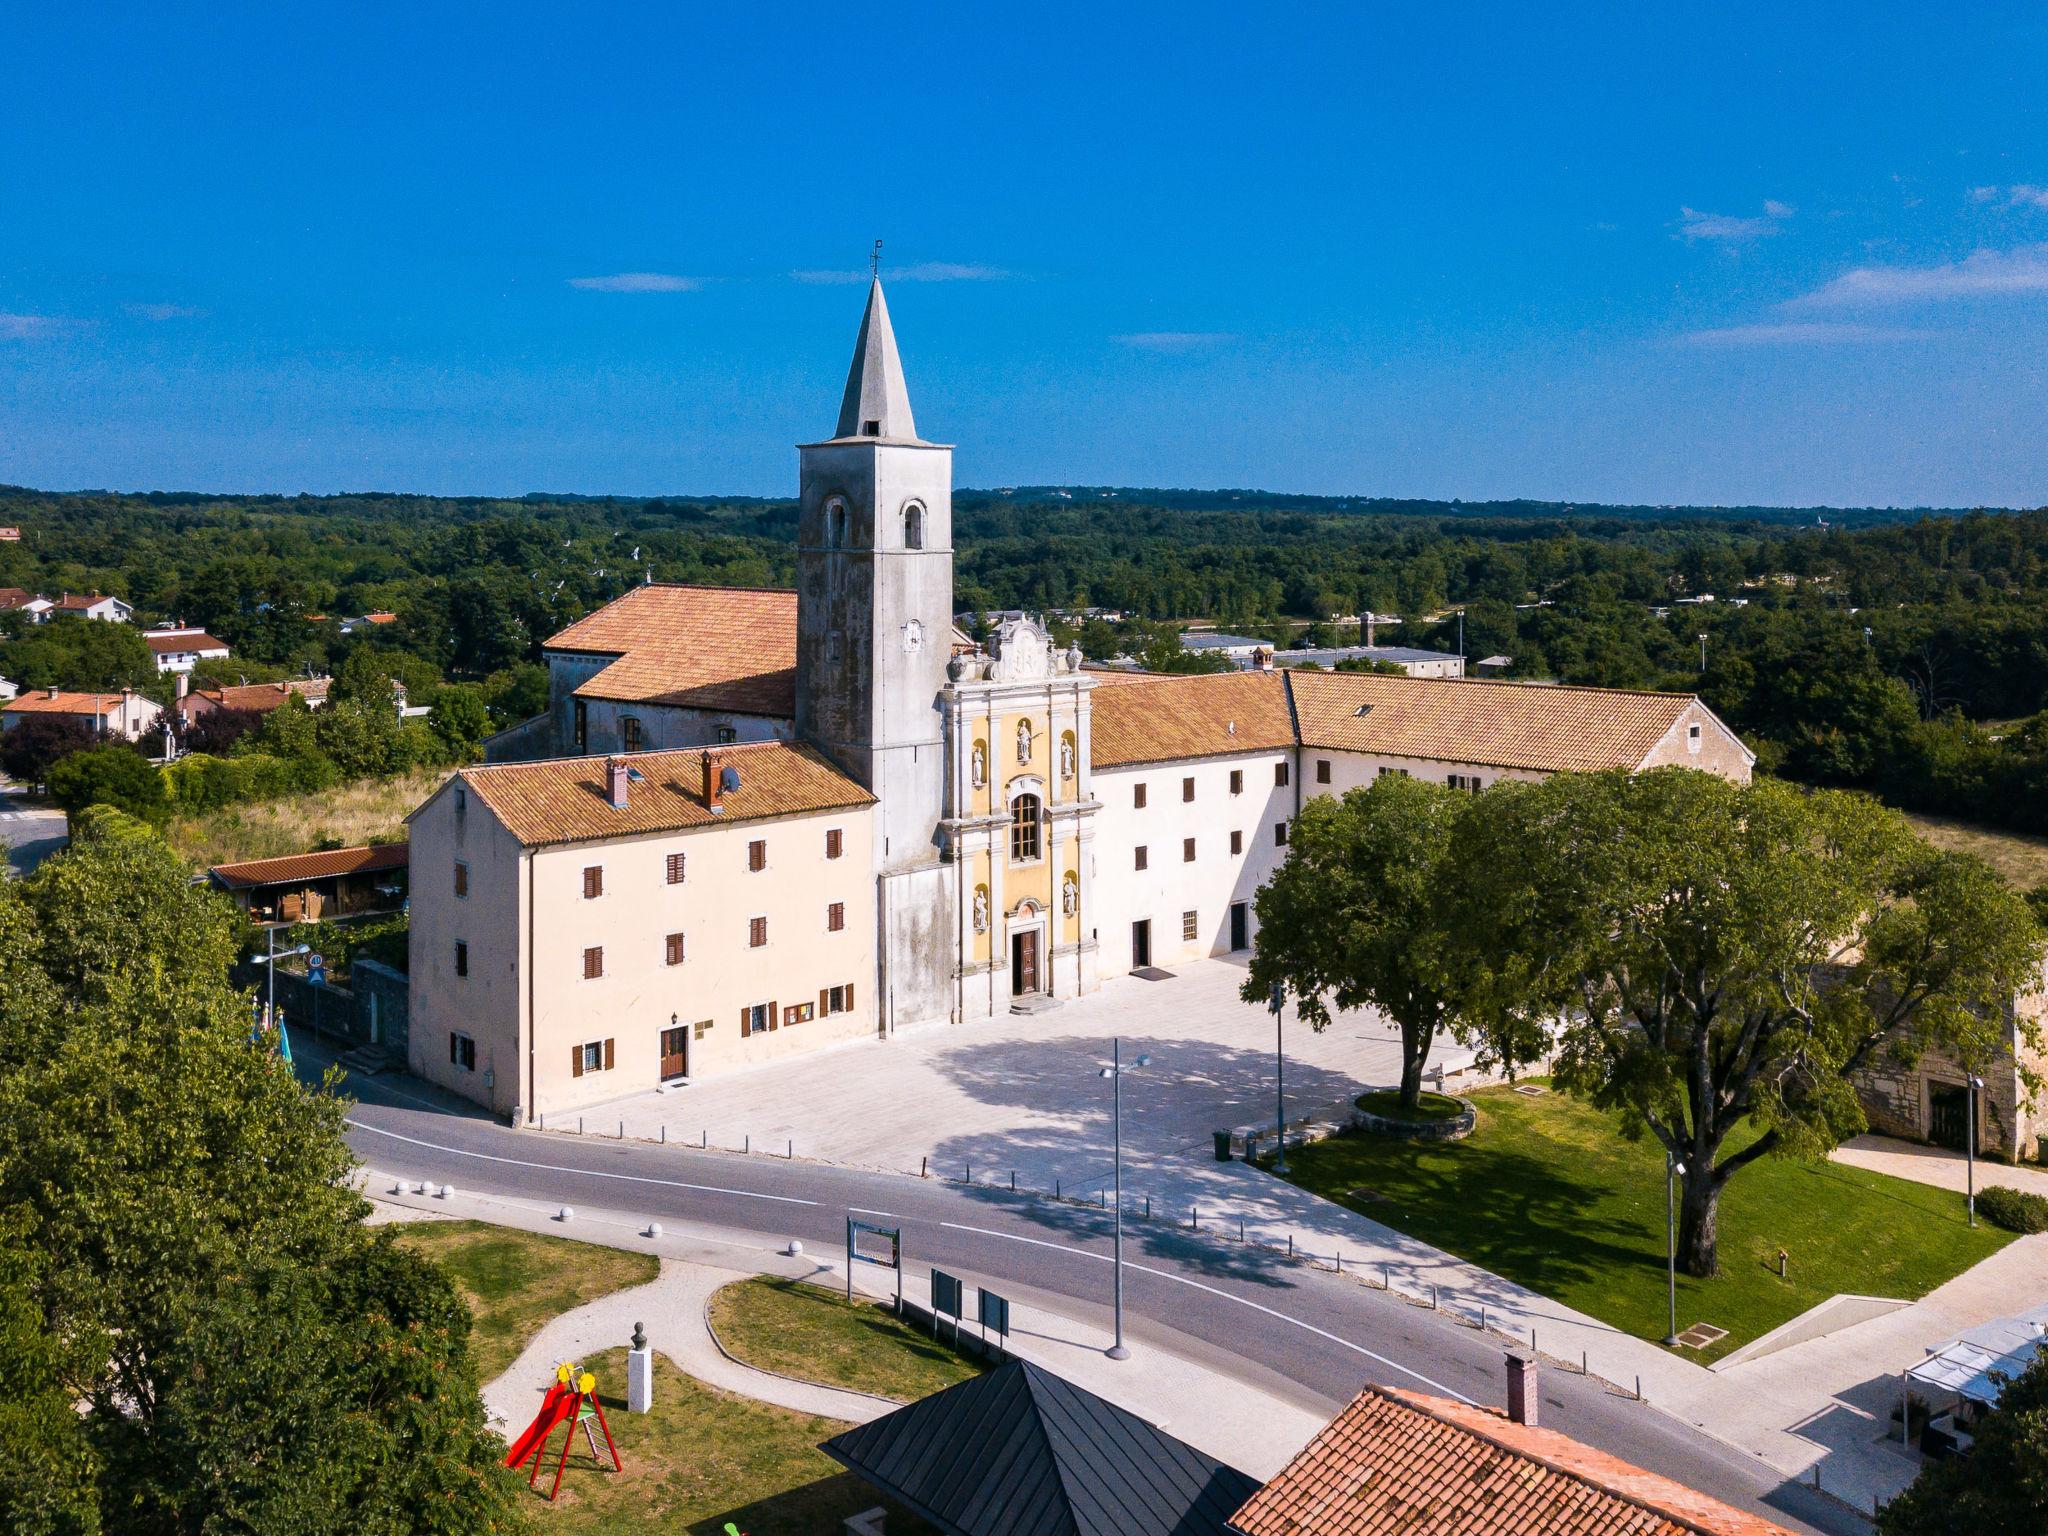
209;842;410;889
1090;671;1297;767
545;583;798;717
4;690;153;717
145;630;230;656
184;678;331;715
1231;1386;1797;1536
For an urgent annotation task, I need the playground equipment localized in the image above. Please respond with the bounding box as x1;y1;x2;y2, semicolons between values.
503;1361;622;1500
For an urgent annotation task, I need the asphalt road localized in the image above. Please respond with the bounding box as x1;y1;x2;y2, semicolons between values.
0;787;68;876
334;1059;1865;1535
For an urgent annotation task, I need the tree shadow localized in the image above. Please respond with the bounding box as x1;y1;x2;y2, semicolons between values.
688;1471;938;1536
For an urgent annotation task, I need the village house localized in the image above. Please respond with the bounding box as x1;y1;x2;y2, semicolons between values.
50;592;134;622
143;624;231;674
1;686;163;743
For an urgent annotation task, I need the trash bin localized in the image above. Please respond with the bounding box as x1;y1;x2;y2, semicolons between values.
1213;1129;1234;1162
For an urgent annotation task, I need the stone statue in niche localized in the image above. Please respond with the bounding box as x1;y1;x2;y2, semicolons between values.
1016;719;1033;764
902;618;924;654
970;741;986;788
1059;736;1075;780
972;887;989;933
1061;874;1078;915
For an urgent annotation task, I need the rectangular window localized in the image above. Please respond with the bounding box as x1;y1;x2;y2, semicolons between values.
453;860;468;898
1183;837;1196;862
824;983;855;1014
784;1001;815;1027
622;715;643;753
1182;776;1195;802
571;1038;612;1076
449;1031;476;1071
827;901;845;932
1448;773;1484;793
740;1002;772;1037
1275;762;1290;787
1229;769;1244;795
1133;782;1148;809
825;828;843;859
1275;820;1289;846
717;725;738;744
1230;829;1243;855
1377;765;1410;779
665;932;685;966
748;839;766;872
573;698;588;752
582;865;603;899
1182;910;1198;942
1316;759;1331;784
454;940;468;978
749;916;768;948
666;851;687;884
1134;845;1148;871
583;945;603;979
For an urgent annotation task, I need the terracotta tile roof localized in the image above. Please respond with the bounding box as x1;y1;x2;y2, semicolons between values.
544;583;798;717
53;592;124;611
1287;670;1702;774
210;842;410;889
449;739;872;848
1231;1386;1797;1536
186;678;331;714
1090;671;1296;768
0;587;39;610
144;630;229;656
3;690;152;717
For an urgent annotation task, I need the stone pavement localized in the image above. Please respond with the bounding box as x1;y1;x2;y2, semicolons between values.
1833;1132;2048;1200
366;1169;1329;1480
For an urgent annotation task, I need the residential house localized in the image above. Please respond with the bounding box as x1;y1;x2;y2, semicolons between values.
144;624;231;674
178;676;332;725
209;842;410;923
51;593;133;623
1;687;163;743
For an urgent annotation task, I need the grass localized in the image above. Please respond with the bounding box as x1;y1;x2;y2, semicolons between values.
392;1220;658;1381
523;1348;936;1536
166;767;449;868
1269;1082;2013;1362
1903;810;2048;891
1355;1088;1467;1122
707;1275;987;1402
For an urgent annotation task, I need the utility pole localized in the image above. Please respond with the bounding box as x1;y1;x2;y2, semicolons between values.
1663;1150;1687;1346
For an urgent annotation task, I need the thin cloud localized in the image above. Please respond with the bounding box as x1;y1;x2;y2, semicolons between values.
1112;331;1235;352
1677;202;1793;242
0;313;84;340
566;272;701;292
1790;243;2048;307
789;262;1011;285
125;302;204;320
1680;321;1933;346
1969;184;2048;210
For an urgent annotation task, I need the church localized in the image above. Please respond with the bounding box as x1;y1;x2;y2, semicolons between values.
405;281;1754;1122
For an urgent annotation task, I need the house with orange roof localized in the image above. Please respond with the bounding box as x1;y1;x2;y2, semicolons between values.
143;624;231;674
2;686;162;743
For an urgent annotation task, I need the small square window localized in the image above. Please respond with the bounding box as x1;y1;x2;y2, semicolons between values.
1182;910;1198;942
1316;759;1331;784
583;945;603;979
717;725;738;745
454;940;468;978
1134;783;1148;809
665;932;685;966
1183;837;1196;862
1275;762;1290;787
453;860;468;898
1230;829;1243;855
827;901;845;932
825;828;843;859
1134;845;1148;871
749;916;768;948
582;865;603;899
1182;776;1195;802
748;840;766;872
666;851;687;885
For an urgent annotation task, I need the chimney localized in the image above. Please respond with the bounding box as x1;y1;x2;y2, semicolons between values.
701;751;721;812
46;686;58;700
606;756;630;810
1505;1351;1538;1427
176;672;190;701
1250;647;1271;672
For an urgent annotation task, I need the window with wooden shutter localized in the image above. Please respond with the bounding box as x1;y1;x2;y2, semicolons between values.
665;932;685;966
1182;776;1195;802
1230;829;1243;855
1134;846;1148;871
749;916;767;948
583;945;603;979
1229;769;1244;795
603;1038;615;1070
571;1044;584;1077
825;828;842;859
454;860;468;897
748;839;766;872
739;1007;751;1037
1275;820;1289;845
1134;783;1147;809
1275;761;1290;787
1183;837;1196;862
583;865;603;899
1316;759;1331;784
827;902;844;932
666;851;686;884
454;940;468;977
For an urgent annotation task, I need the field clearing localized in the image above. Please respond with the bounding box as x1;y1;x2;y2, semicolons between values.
167;768;447;868
1903;811;2048;890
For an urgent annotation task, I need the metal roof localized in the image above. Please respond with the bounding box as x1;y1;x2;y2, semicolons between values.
820;1358;1260;1536
1908;1305;2048;1405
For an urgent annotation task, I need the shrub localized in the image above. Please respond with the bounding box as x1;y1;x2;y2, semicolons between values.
1976;1184;2048;1234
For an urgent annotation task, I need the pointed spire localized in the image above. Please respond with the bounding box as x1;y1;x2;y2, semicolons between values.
834;278;919;442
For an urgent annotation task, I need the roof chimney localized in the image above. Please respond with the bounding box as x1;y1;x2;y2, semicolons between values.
605;756;630;810
46;686;58;700
176;672;190;701
1250;647;1271;672
1505;1351;1539;1427
702;750;724;812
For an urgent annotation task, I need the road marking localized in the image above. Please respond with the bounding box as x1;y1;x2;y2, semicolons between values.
349;1119;1474;1404
347;1119;821;1207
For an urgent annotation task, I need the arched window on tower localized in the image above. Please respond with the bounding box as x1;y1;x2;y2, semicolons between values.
903;502;925;550
1009;793;1042;863
825;497;848;548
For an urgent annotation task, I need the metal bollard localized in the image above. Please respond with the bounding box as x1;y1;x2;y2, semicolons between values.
702;1128;708;1148
1240;1217;1246;1243
1144;1195;1150;1218
1336;1251;1342;1274
578;1116;584;1135
744;1134;750;1155
967;1162;972;1184
787;1139;793;1159
1191;1206;1200;1231
1635;1375;1643;1401
1382;1262;1390;1290
1480;1306;1488;1332
660;1125;666;1144
1431;1285;1438;1310
1011;1171;1016;1191
619;1120;624;1139
1288;1234;1294;1257
1056;1178;1061;1199
1581;1350;1588;1375
921;1156;928;1178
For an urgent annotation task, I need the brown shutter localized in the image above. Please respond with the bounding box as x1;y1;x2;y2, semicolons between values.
820;988;830;1014
739;1008;750;1037
571;1046;584;1078
604;1037;615;1070
768;1001;778;1031
847;982;855;1010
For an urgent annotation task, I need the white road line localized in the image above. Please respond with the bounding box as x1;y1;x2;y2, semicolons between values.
349;1118;1474;1404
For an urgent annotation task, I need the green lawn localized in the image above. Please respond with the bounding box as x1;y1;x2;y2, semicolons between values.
1269;1082;2013;1362
707;1275;987;1401
392;1219;659;1380
1355;1088;1466;1122
520;1347;937;1536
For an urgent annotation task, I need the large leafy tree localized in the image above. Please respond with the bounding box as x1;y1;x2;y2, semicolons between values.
0;831;523;1534
1243;775;1487;1112
1462;769;2044;1276
1878;1353;2048;1533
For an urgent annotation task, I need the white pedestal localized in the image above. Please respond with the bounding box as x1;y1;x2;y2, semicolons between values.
627;1346;653;1413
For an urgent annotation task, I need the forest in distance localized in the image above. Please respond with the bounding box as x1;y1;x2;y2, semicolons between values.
2;481;2047;839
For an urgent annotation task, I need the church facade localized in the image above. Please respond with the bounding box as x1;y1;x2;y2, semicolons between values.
408;282;1754;1120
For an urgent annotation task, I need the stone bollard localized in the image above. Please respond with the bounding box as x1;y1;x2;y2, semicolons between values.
557;1206;574;1223
627;1321;653;1414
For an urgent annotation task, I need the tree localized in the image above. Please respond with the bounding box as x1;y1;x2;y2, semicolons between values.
0;1217;100;1536
45;745;167;827
431;683;491;754
1243;776;1486;1112
1877;1352;2048;1533
1462;770;2044;1276
0;715;93;786
0;832;522;1534
179;704;266;757
250;690;320;760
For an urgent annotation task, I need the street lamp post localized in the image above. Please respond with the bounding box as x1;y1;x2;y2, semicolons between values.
1269;983;1289;1175
250;928;311;1056
1663;1151;1687;1346
1099;1038;1150;1361
1966;1074;1984;1227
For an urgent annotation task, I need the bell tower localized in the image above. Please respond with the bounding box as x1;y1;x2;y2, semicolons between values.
796;278;957;1030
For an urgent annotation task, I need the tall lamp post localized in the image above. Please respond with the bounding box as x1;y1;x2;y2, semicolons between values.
1099;1038;1150;1361
1663;1150;1687;1347
250;928;311;1061
1269;983;1289;1175
1966;1074;1984;1227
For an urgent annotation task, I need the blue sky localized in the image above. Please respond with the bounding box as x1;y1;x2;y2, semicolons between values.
3;4;2046;507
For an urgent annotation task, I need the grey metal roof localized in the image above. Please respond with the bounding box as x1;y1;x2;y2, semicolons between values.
820;1358;1261;1536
